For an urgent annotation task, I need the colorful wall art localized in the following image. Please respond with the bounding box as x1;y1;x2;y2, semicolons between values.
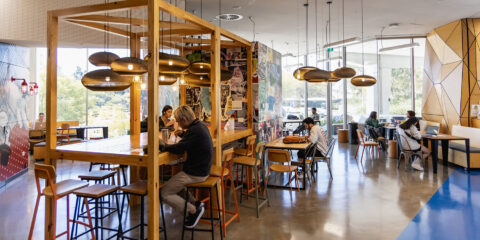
0;43;30;183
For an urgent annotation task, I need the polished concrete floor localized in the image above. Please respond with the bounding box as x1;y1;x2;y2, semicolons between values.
0;142;458;239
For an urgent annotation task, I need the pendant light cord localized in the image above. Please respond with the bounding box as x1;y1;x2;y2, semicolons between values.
305;0;308;66
361;0;365;74
315;0;318;67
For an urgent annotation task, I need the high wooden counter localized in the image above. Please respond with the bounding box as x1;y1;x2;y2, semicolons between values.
53;133;181;166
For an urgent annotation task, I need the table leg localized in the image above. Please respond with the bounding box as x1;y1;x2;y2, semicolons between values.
431;139;438;174
465;139;471;172
103;127;108;139
441;140;449;165
303;159;306;188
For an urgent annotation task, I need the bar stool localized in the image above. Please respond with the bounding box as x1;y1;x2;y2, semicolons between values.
182;177;223;240
28;163;89;240
119;181;167;240
78;170;117;184
233;142;270;218
71;184;121;240
208;148;239;237
233;135;257;198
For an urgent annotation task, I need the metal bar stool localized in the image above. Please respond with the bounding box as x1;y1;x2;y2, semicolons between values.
119;181;167;240
71;184;122;240
78;170;118;219
233;142;270;218
28;163;89;240
182;177;223;240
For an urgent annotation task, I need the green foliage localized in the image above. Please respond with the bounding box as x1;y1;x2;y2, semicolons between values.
390;68;411;115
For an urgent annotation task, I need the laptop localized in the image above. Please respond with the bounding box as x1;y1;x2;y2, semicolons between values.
422;126;439;137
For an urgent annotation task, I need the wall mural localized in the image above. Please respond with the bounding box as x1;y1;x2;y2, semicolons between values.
185;43;282;140
0;43;30;183
422;18;480;133
254;42;283;142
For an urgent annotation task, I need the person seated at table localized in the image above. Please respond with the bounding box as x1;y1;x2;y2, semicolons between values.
33;113;46;130
160;105;176;132
297;117;328;159
406;110;420;130
365;111;385;145
311;108;320;120
396;117;430;171
159;105;212;229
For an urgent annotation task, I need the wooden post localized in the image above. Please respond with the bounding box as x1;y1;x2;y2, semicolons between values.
130;33;142;205
247;45;253;130
45;12;58;240
147;0;160;239
210;28;222;164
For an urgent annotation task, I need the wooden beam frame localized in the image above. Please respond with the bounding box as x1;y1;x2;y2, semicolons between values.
65;15;201;30
45;0;253;238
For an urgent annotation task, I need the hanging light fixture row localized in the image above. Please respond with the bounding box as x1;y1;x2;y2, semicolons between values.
10;77;39;95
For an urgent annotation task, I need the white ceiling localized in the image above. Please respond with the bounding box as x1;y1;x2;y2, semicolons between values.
1;0;480;55
188;0;480;54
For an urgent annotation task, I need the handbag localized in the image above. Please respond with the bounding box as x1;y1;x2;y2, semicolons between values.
283;136;307;144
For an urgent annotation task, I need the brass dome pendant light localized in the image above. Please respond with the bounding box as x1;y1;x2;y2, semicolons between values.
81;2;132;91
351;0;376;87
158;73;178;85
111;10;148;75
159;4;190;74
82;69;131;91
88;52;119;67
332;0;356;79
188;0;211;76
305;0;329;83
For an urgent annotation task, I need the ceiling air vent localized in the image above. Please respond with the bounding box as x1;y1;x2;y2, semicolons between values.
214;14;243;21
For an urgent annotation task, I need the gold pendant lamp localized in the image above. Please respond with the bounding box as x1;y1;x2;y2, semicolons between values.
159;52;190;73
304;69;330;82
189;61;211;75
88;52;119;66
293;66;319;80
159;73;179;85
351;0;376;87
185;73;210;87
332;0;356;79
81;69;131;91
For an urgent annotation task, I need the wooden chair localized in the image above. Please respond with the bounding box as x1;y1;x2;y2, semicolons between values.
208;148;240;237
28;130;45;151
265;149;300;194
233;142;270;218
355;129;382;164
57;123;82;145
28;163;89;240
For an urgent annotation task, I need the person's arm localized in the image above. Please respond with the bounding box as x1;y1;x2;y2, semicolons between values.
308;127;318;143
410;126;422;140
164;130;194;154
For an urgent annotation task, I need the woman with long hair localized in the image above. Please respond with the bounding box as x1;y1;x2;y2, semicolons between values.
396;117;430;171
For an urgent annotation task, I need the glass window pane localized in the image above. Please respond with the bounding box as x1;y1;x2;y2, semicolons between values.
414;38;426;115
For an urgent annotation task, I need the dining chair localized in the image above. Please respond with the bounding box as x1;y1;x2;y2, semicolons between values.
355;129;381;164
265;149;300;194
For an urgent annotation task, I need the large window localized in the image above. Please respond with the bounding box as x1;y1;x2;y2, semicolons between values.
414;38;426;114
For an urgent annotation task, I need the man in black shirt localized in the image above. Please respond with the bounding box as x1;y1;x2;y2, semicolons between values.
160;105;212;229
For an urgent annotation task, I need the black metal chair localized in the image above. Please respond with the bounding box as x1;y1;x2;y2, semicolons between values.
395;132;423;170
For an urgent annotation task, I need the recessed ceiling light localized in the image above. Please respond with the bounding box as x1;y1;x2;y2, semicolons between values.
214;14;243;21
388;23;400;29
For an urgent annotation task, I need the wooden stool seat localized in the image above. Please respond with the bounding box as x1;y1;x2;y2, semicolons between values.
187;176;220;188
377;137;386;141
43;179;88;197
120;181;148;195
209;165;230;177
364;141;379;145
234;148;251;156
269;164;298;172
233;156;260;166
73;184;119;198
78;170;116;181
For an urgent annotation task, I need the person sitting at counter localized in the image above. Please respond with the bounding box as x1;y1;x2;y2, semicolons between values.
160;105;176;132
159;105;213;229
33;113;46;130
311;108;320;120
396;117;430;171
298;117;328;159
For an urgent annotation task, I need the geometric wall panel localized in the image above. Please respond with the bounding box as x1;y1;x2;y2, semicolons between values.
423;18;480;134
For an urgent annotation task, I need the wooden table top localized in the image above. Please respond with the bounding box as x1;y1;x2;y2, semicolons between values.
422;134;468;140
265;137;311;150
54;133;180;167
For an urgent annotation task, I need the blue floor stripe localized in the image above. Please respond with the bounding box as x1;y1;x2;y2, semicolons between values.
397;169;480;240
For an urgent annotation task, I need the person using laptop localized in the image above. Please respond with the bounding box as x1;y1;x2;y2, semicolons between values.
33;113;46;130
396;117;430;171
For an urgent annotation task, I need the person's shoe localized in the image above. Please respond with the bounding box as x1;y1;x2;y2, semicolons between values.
411;158;424;171
185;206;205;229
195;200;204;209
